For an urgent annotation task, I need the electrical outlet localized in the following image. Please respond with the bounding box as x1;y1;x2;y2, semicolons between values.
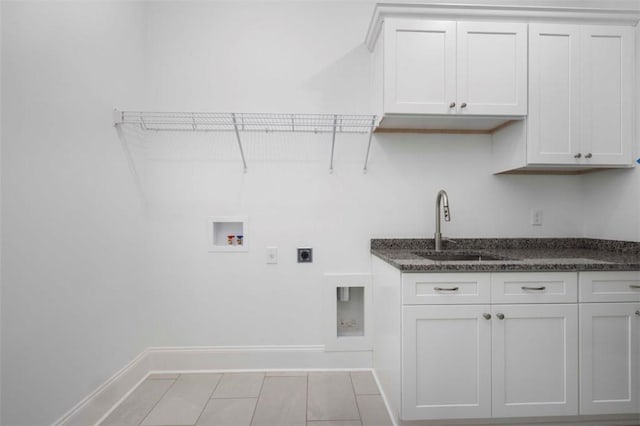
531;209;543;226
297;248;313;263
266;247;278;264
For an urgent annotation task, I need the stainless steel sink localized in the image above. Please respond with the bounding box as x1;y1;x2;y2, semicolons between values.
412;251;513;262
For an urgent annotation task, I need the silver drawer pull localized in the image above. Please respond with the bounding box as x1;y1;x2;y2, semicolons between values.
434;286;459;292
630;285;640;289
496;313;505;320
521;286;546;291
636;310;640;317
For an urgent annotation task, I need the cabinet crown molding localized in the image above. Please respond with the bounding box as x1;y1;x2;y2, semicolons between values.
365;2;640;50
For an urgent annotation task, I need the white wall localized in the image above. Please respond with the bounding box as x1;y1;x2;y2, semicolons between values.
139;1;584;348
1;2;150;424
1;1;637;424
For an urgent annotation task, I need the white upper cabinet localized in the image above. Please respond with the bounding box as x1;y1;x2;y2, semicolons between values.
384;19;456;115
494;23;635;172
527;24;582;165
377;18;527;131
456;22;527;116
580;25;634;166
366;3;638;169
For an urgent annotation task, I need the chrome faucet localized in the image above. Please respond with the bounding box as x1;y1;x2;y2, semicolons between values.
434;190;451;251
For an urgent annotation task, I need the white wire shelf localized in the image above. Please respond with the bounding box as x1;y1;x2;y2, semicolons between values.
113;110;377;173
115;110;375;134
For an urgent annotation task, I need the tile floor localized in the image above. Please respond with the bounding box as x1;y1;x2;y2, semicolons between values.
100;371;393;426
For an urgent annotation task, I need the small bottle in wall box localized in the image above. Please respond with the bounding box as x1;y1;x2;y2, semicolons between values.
227;235;235;245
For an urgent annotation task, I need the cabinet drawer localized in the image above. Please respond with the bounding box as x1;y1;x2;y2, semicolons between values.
579;271;640;302
491;272;577;304
402;273;490;305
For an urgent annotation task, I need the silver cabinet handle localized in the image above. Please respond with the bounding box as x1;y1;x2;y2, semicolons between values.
636;310;640;316
449;102;456;108
460;102;467;108
521;286;546;291
434;286;459;292
574;153;582;158
630;285;640;289
483;313;491;320
585;153;593;158
496;313;505;320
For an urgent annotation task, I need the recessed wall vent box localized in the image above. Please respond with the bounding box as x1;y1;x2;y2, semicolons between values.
324;273;372;352
208;216;248;252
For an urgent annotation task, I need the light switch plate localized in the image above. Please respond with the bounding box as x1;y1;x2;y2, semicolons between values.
531;209;543;226
266;247;278;264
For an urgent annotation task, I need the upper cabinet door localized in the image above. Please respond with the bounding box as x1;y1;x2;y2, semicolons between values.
383;19;457;114
580;25;634;166
456;22;527;116
527;24;581;164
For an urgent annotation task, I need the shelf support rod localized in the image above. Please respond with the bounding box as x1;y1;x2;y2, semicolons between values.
329;115;337;173
232;113;248;173
363;115;376;173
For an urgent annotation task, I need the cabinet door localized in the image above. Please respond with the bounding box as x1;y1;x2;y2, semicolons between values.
402;305;491;420
527;24;581;164
580;303;640;415
580;25;634;166
383;19;456;114
457;22;527;116
491;304;578;417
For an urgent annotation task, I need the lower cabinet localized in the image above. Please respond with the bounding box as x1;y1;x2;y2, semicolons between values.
491;304;578;417
402;305;492;420
372;264;640;424
402;303;578;420
579;271;640;416
579;303;640;415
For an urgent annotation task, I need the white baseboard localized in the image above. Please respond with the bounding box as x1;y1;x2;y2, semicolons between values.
147;345;371;372
372;369;400;426
54;345;373;426
54;350;150;426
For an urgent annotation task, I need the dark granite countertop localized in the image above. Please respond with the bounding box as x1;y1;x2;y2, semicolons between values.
371;238;640;272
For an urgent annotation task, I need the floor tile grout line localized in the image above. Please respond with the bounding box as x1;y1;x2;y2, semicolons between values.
210;372;265;400
136;375;180;426
349;372;364;425
248;372;266;426
192;373;225;426
351;371;381;397
209;396;261;400
305;370;310;424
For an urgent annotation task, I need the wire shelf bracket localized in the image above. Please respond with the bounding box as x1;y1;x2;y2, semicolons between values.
231;113;248;173
113;109;377;173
